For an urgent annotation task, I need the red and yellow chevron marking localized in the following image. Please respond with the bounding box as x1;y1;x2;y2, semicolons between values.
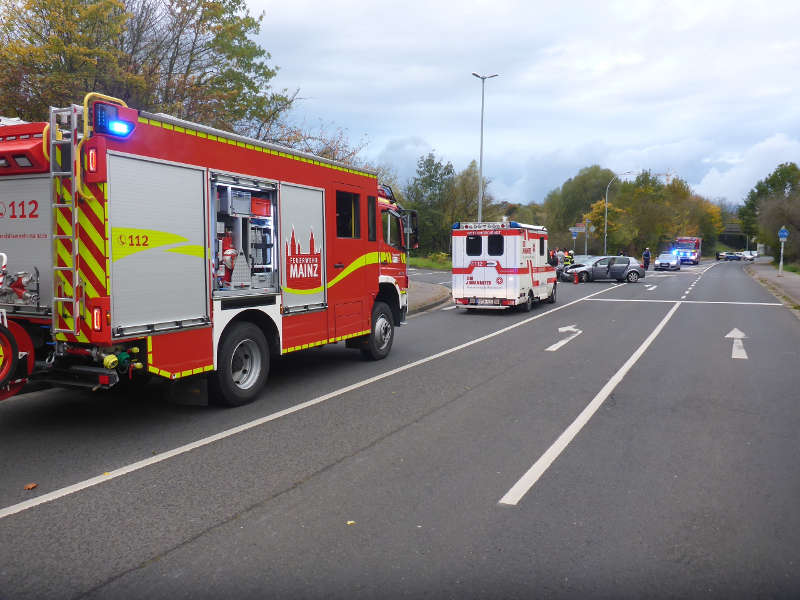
53;152;109;343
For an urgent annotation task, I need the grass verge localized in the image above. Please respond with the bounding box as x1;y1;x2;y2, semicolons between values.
408;253;450;270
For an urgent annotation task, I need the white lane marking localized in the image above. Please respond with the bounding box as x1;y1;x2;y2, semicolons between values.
0;284;624;521
545;324;583;352
645;285;657;291
588;299;782;305
725;328;749;359
437;280;450;285
681;295;687;299
441;305;457;311
499;301;683;506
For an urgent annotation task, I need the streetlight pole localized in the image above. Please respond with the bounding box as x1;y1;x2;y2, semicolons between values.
604;170;633;255
472;72;498;222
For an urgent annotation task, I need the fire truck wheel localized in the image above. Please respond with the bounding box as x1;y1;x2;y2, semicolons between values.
210;322;269;407
361;301;394;360
546;282;557;304
0;324;19;388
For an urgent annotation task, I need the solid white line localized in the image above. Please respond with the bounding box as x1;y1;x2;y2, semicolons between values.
441;305;457;311
0;284;624;521
588;298;782;305
498;301;683;506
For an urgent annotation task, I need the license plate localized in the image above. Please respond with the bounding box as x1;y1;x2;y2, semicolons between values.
477;298;497;305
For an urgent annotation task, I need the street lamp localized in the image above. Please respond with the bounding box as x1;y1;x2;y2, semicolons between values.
604;170;633;255
472;72;498;222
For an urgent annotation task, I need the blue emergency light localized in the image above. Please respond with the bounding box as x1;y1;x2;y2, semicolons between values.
93;102;135;138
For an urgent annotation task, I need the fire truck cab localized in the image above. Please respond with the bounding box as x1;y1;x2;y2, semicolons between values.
451;221;556;310
0;93;418;405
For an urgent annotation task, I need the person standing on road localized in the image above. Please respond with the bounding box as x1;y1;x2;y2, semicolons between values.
642;247;651;270
556;248;565;265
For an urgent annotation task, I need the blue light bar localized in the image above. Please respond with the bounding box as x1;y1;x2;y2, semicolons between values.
109;120;132;136
452;222;461;229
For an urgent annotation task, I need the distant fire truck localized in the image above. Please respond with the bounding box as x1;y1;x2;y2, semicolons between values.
0;93;417;405
673;236;702;264
451;221;557;310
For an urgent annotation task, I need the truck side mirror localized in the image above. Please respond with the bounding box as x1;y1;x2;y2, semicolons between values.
402;210;419;250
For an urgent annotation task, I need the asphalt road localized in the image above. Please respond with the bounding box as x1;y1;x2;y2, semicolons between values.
1;261;799;599
408;266;452;287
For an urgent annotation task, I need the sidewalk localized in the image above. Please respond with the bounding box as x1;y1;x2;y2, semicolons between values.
745;258;800;308
408;280;451;314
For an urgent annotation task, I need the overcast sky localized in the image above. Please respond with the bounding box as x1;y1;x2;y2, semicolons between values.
253;0;800;206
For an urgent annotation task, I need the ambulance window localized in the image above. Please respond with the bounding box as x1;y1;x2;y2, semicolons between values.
539;238;545;256
466;235;482;256
336;191;360;238
488;234;503;256
368;196;376;241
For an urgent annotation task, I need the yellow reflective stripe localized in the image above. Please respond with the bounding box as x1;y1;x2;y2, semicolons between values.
77;246;102;297
56;208;73;237
82;187;104;224
282;251;382;295
78;211;105;257
164;245;205;258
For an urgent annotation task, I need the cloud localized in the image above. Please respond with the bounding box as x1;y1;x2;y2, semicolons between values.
694;134;800;202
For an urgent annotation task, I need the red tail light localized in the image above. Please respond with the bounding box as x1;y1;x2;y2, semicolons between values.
92;307;103;331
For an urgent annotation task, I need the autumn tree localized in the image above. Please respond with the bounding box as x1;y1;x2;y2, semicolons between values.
743;162;800;260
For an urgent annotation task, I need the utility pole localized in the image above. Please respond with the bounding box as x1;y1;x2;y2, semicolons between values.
472;72;498;222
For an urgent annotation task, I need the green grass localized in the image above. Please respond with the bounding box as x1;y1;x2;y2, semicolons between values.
781;263;800;274
408;253;450;270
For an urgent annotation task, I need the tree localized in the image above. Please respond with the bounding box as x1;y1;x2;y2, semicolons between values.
0;0;296;144
404;152;456;254
746;163;800;261
543;165;615;248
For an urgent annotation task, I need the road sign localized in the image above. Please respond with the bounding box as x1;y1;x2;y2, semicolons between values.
571;230;578;239
778;226;789;241
571;224;586;233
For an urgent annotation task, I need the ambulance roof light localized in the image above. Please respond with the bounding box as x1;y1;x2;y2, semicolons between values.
452;222;461;229
510;221;520;228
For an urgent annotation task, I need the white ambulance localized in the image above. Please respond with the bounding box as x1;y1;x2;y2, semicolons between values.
451;221;557;310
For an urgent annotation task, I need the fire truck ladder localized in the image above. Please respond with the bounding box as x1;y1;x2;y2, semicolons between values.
49;104;84;335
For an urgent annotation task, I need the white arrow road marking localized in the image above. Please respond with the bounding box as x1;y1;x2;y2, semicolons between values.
545;324;583;352
725;328;748;359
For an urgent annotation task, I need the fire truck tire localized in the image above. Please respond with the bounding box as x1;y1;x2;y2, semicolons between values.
361;301;394;360
547;282;557;304
210;322;269;407
0;324;19;388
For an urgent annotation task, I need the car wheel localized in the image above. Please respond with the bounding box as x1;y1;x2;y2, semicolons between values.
546;282;557;304
626;271;639;283
579;272;589;283
210;321;269;407
361;301;394;360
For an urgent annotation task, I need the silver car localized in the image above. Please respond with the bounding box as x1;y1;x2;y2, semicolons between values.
562;255;645;283
653;252;680;271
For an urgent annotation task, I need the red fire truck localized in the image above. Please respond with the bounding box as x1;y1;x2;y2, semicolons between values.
0;93;417;405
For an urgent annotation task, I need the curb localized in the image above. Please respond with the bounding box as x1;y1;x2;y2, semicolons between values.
744;264;800;321
408;288;452;315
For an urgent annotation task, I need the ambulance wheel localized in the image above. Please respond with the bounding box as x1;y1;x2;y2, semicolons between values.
362;301;394;360
210;322;269;407
520;292;534;312
547;282;557;304
0;324;19;388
